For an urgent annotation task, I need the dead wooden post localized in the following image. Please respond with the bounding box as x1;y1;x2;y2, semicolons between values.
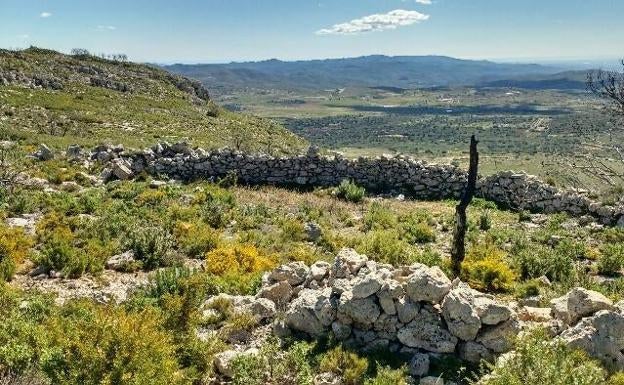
451;135;479;277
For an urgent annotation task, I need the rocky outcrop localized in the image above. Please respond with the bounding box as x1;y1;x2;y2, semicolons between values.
559;309;624;371
33;144;54;161
550;287;614;325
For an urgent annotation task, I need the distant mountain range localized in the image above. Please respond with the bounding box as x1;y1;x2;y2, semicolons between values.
164;55;591;91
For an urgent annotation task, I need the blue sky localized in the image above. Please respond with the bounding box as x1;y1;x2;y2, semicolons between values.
1;0;623;63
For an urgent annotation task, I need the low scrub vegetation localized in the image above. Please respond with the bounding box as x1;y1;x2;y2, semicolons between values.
2;138;624;383
476;330;616;385
335;180;366;203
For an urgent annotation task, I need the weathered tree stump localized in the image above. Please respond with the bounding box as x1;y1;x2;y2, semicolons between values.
451;135;479;277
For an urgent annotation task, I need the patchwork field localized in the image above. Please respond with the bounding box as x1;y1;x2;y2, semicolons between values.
214;86;623;195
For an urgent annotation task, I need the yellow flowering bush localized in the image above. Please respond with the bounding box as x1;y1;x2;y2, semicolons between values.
462;242;516;292
0;226;34;281
206;245;275;276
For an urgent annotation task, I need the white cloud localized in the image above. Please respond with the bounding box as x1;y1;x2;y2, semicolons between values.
18;34;30;39
39;12;52;18
316;9;429;35
415;0;433;4
97;25;117;31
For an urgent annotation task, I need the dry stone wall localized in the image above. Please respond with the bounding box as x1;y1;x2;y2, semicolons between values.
82;142;624;225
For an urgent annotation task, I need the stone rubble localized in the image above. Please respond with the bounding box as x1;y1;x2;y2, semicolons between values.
206;249;624;379
262;249;519;371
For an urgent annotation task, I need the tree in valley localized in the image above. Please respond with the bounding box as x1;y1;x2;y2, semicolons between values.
558;61;624;188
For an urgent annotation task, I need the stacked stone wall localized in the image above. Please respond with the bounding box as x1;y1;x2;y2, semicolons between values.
87;142;624;225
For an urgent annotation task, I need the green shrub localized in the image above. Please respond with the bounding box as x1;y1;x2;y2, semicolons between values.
363;203;397;231
231;351;265;385
598;243;624;276
143;266;195;300
319;346;368;385
412;247;443;267
607;372;624;385
403;221;436;244
0;284;53;374
475;329;607;385
364;366;408;385
279;217;307;242
42;305;182;385
335;180;365;203
514;279;542;299
174;221;221;258
196;186;236;229
125;226;176;270
479;210;492;231
601;228;624;243
518;210;532;222
230;339;314;385
357;230;412;266
205;244;275;295
234;204;271;230
36;228;79;276
513;244;575;283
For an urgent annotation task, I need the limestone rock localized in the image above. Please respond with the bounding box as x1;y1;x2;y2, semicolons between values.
441;287;482;341
112;159;133;180
269;261;309;286
304;222;322;241
105;251;135;271
409;352;430;377
351;274;382;299
518;306;552;322
377;291;397;315
396;297;420;324
257;280;293;305
331;321;352;340
397;310;458;353
420;376;444;385
34;144;54;161
214;349;258;378
333;248;367;278
337;290;380;328
405;266;452;304
474;295;512;325
66;144;82;159
244;297;276;321
550;287;613;325
314;372;342;385
60;181;81;192
559;310;624;370
285;288;335;337
476;318;521;353
310;261;330;280
459;341;494;363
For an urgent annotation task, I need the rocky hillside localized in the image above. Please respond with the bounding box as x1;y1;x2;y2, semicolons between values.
3;138;624;383
0;47;305;153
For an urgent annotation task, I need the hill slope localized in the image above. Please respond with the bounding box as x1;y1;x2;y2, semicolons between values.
165;55;562;91
0;47;305;153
